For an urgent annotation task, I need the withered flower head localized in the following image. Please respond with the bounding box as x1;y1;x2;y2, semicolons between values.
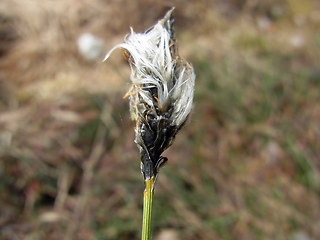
104;8;195;180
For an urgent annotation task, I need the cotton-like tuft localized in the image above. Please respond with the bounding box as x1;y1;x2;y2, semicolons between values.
104;8;195;179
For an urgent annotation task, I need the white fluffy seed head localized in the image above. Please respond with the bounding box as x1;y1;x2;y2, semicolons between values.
104;9;195;127
104;8;195;179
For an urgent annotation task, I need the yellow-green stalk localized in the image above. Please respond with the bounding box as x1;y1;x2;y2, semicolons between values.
142;177;154;240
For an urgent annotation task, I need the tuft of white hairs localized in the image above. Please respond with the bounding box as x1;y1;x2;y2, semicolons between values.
104;8;195;179
104;10;195;128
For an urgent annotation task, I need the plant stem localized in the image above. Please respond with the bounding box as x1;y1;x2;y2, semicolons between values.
141;176;155;240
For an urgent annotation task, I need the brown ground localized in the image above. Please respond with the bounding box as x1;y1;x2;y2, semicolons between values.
1;0;320;239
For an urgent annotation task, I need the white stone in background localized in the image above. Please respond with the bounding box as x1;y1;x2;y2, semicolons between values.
155;229;180;240
77;33;103;60
39;211;64;223
257;16;272;31
290;33;305;48
0;131;12;150
292;231;315;240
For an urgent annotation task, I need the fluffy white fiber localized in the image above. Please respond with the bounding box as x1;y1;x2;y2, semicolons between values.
104;10;195;128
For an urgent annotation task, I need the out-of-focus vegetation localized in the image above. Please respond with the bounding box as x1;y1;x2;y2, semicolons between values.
1;0;320;239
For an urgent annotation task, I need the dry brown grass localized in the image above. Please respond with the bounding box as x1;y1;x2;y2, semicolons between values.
1;0;320;239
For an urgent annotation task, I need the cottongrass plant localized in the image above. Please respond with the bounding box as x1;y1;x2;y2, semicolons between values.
104;7;195;240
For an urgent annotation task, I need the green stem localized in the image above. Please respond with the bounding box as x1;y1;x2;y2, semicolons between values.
141;177;155;240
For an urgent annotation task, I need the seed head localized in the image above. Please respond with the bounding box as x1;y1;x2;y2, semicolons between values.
104;8;195;179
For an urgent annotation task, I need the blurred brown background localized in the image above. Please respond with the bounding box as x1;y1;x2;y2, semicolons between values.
1;0;320;239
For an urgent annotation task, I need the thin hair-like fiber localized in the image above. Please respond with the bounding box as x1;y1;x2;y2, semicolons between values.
104;8;195;179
